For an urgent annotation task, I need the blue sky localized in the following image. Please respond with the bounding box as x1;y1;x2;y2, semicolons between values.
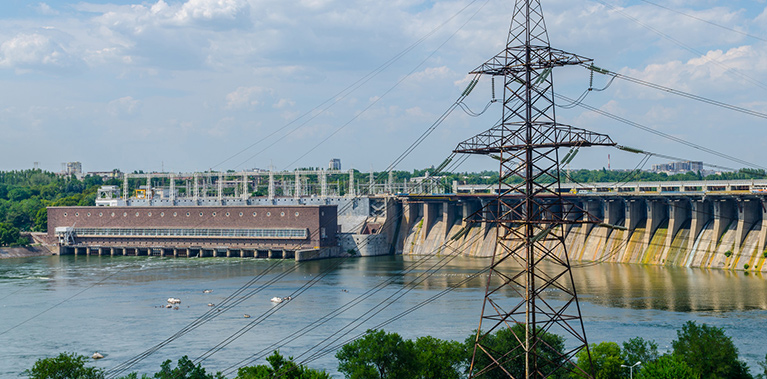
1;0;766;174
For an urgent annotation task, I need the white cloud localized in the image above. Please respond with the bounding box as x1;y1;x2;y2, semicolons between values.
174;0;249;25
273;98;295;109
35;3;59;16
0;33;75;72
225;86;273;109
107;96;142;118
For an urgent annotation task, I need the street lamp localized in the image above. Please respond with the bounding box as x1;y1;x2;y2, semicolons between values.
621;361;641;379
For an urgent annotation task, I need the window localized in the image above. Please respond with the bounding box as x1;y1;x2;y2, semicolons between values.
72;227;308;239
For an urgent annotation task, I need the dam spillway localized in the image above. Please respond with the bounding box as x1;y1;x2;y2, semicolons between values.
391;188;767;272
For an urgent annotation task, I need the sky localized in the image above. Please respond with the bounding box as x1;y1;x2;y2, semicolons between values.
0;0;766;175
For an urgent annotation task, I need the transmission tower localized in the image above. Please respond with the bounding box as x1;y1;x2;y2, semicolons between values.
454;1;615;378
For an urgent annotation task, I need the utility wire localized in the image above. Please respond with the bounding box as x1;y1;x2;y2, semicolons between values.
218;0;487;171
592;0;767;92
638;0;767;43
585;64;767;120
0;269;122;337
282;0;491;170
555;93;767;170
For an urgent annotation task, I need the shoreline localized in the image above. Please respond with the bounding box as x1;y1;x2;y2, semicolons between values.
0;246;54;259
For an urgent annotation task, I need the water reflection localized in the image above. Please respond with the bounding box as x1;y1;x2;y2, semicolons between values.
389;255;767;313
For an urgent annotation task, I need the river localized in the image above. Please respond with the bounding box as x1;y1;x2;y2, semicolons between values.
1;254;766;377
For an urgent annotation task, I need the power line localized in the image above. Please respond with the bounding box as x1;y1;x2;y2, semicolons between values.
638;0;767;43
592;0;767;92
282;0;491;170
585;64;767;121
215;0;488;171
555;92;767;170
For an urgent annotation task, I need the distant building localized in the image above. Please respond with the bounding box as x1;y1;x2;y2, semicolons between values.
87;170;124;181
66;162;82;178
651;161;703;174
329;158;341;170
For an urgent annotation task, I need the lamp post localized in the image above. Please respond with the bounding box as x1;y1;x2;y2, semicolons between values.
621;361;641;379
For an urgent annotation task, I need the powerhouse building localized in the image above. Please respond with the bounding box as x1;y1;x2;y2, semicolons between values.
48;205;338;259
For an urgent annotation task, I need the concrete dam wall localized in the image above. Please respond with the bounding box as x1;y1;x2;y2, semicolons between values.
391;194;767;272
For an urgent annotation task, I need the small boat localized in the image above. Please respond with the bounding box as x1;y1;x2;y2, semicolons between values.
270;297;283;303
282;296;292;301
244;314;251;318
92;352;104;360
165;304;173;309
207;303;215;307
167;297;181;304
203;289;213;294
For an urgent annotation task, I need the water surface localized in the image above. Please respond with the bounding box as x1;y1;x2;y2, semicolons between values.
1;255;766;377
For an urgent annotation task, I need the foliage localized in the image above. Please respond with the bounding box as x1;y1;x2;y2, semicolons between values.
0;222;26;247
23;352;105;379
571;342;624;379
672;321;752;379
621;337;659;372
236;351;330;379
412;336;465;379
152;356;225;379
465;324;567;379
336;329;415;379
757;353;767;379
0;169;105;233
636;354;698;379
336;329;464;379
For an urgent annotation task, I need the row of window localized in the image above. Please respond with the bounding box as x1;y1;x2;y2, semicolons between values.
71;227;308;239
62;210;300;218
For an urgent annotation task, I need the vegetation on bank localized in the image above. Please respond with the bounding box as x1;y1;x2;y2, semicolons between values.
23;321;767;379
0;170;113;245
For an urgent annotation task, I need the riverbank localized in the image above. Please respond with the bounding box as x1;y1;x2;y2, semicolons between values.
0;245;54;259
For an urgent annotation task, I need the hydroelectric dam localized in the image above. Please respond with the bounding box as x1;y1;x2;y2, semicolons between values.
46;171;767;271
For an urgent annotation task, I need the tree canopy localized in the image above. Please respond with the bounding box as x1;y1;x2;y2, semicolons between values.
672;321;752;379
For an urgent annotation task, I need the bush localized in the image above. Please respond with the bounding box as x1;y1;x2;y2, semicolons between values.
24;352;104;379
672;321;751;379
744;264;750;270
466;324;567;379
724;250;732;257
636;354;698;379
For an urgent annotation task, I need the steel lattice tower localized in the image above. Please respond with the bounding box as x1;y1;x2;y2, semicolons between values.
454;1;615;378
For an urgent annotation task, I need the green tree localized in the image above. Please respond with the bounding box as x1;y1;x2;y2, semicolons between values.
336;329;415;379
34;207;48;232
757;353;767;379
621;337;659;373
672;321;751;379
152;356;225;379
0;222;21;246
465;324;567;379
236;351;330;379
636;354;698;379
412;336;465;379
571;342;624;379
8;187;32;201
23;352;105;379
